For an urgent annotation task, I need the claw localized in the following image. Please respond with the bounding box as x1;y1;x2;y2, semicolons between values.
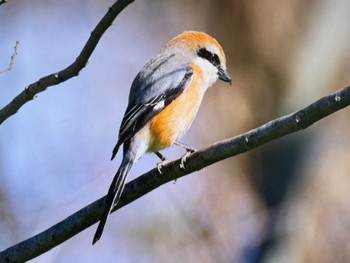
155;151;171;174
180;151;192;170
175;142;196;170
157;159;171;174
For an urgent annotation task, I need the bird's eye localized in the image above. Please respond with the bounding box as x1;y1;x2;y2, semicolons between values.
197;48;221;68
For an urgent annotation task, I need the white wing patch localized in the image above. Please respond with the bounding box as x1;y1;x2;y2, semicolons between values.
152;100;165;111
119;94;166;137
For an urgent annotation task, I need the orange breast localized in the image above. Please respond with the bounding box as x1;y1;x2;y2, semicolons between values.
148;64;205;152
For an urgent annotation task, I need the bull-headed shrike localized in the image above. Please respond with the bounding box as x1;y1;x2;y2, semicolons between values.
93;31;232;244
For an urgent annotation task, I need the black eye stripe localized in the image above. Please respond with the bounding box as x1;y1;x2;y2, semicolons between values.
197;48;221;68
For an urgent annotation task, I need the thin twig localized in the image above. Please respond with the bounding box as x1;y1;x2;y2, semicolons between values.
1;85;349;262
0;0;134;125
0;41;19;74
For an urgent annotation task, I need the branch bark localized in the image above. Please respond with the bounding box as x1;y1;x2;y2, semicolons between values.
0;0;134;125
1;85;349;262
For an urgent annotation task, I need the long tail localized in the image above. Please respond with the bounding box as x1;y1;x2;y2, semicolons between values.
92;157;134;244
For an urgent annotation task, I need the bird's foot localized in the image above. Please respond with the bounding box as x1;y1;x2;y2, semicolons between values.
157;160;171;174
175;142;196;170
155;151;171;174
179;150;195;170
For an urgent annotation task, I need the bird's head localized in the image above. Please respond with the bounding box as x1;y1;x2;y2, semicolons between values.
166;31;232;86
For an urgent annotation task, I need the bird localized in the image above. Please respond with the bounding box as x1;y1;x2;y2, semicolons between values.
93;31;232;244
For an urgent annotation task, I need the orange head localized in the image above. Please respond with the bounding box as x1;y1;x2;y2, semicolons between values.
165;31;231;85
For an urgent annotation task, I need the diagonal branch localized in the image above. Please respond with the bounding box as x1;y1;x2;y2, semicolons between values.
0;41;19;74
0;0;134;125
1;85;349;262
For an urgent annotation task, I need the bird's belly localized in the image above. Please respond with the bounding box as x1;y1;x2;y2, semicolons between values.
148;80;204;152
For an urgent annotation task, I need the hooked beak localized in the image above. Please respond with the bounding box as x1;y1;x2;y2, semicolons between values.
218;68;232;85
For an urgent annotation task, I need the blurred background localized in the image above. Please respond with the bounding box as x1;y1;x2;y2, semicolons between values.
1;0;350;262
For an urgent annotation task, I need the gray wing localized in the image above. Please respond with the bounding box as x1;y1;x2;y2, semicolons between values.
111;53;193;160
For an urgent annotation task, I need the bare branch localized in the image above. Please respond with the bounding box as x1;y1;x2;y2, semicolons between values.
0;0;8;6
0;41;19;74
0;0;134;125
1;85;349;262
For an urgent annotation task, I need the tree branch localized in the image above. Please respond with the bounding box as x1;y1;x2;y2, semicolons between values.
0;0;134;125
1;85;349;262
0;0;8;6
0;41;19;74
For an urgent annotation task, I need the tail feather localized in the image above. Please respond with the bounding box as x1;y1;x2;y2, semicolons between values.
92;159;133;244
